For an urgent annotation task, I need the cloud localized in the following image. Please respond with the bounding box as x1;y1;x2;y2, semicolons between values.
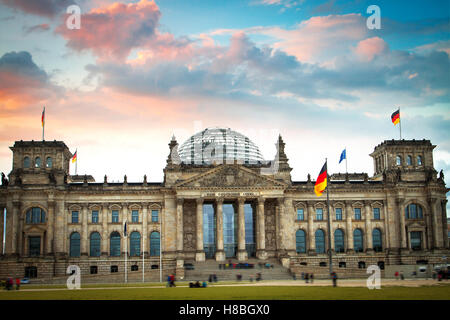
0;0;74;17
55;0;163;61
354;37;389;61
23;23;51;34
0;51;61;109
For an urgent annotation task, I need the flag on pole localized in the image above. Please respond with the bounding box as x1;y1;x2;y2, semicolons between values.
314;161;327;197
71;150;77;163
339;149;346;164
41;106;45;127
391;109;400;125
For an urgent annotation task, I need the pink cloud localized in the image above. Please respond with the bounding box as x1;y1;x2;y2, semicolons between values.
355;37;389;61
56;0;161;61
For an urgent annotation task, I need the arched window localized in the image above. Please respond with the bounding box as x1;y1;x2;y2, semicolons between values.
295;230;306;253
110;231;121;257
334;229;345;253
315;229;325;254
23;156;30;168
417;155;423;166
46;157;52;168
90;232;101;257
396;155;402;166
25;207;46;224
130;231;141;256
405;203;423;219
353;229;364;252
406;155;412;166
372;228;382;252
35;157;41;168
70;232;81;257
150;231;160;256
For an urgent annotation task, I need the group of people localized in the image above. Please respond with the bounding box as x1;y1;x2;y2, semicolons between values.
2;278;20;290
300;272;314;283
189;281;207;288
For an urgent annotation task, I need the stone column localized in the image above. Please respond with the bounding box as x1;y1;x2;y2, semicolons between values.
442;200;449;249
142;203;148;257
46;200;55;255
215;198;225;261
0;206;3;255
195;198;205;261
176;198;184;255
81;204;88;256
54;200;65;257
397;198;407;249
345;201;354;252
17;213;24;257
307;201;315;254
329;202;335;253
256;197;267;260
12;201;20;255
101;203;108;256
237;197;248;261
430;198;444;248
364;201;373;252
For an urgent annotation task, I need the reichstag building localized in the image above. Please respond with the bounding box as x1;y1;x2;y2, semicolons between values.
0;127;448;281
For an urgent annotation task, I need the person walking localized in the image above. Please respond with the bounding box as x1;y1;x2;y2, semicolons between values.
305;273;309;284
395;271;399;280
400;271;404;280
310;273;314;284
15;278;20;290
331;272;337;287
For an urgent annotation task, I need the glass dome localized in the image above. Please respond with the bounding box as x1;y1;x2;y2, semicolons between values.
178;127;264;165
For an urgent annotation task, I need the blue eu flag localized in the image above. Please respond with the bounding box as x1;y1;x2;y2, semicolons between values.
339;149;346;164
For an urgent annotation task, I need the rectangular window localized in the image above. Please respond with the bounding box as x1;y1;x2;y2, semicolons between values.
92;210;99;223
71;211;79;223
29;236;41;257
335;208;342;221
90;266;98;274
316;208;323;221
373;208;380;220
110;265;118;273
297;208;304;221
112;210;119;223
411;231;422;250
25;266;38;278
354;208;361;220
151;210;159;222
132;210;139;223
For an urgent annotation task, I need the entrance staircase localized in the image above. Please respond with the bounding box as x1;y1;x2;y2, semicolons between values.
183;258;293;282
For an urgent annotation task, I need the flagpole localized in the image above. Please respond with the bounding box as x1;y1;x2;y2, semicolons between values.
345;147;348;174
399;106;402;140
125;220;128;284
160;211;162;283
325;158;333;276
75;150;78;176
42;106;45;141
142;230;145;283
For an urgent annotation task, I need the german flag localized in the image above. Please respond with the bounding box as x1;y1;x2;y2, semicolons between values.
41;106;45;128
391;109;400;125
71;150;77;163
314;162;327;197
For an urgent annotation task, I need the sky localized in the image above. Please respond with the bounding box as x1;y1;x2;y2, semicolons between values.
0;0;449;214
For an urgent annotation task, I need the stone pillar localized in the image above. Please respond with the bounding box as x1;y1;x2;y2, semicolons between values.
237;197;248;261
81;204;88;256
54;200;65;257
442;200;449;249
11;201;20;255
430;198;444;248
46;200;55;255
0;206;3;255
176;198;184;255
345;201;354;252
307;201;315;254
364;201;373;252
101;203;108;256
256;197;267;260
17;213;24;257
397;198;407;249
195;198;205;261
215;198;225;261
142;203;148;257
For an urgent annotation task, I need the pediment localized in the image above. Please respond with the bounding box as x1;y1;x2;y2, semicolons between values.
175;165;287;189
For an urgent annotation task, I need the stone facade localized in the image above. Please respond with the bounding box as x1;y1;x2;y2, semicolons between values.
0;134;448;281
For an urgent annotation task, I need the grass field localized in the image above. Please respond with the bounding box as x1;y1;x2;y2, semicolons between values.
0;282;449;300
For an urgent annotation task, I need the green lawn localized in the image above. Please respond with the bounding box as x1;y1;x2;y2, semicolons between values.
0;284;449;300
